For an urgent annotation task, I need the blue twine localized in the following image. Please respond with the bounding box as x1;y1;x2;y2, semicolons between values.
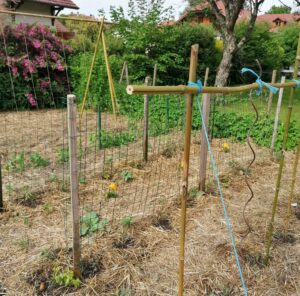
188;80;203;93
196;94;248;296
292;79;300;88
241;68;279;95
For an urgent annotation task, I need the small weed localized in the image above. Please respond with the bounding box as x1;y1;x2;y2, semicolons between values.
117;288;132;296
49;174;59;183
52;266;81;288
189;187;205;199
79;176;87;184
29;152;50;167
17;238;30;251
41;248;57;261
5;153;25;172
105;191;118;199
162;145;176;158
24;217;32;227
80;212;109;237
43;202;54;215
121;170;134;182
120;216;134;228
57;148;69;164
5;183;15;194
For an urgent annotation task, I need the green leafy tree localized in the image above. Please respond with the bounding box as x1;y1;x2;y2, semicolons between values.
267;5;292;14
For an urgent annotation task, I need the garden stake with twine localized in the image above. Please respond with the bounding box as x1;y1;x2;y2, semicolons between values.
265;34;300;265
283;141;300;239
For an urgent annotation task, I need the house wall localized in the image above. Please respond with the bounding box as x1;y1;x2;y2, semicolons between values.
15;2;52;26
0;0;10;24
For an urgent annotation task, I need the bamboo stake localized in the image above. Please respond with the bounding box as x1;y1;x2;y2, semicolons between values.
198;94;211;191
102;33;118;115
204;67;210;87
80;19;104;118
0;9;110;24
178;44;199;296
271;76;286;150
67;95;81;279
0;156;3;212
267;70;277;114
283;142;300;238
119;62;126;84
126;81;297;96
265;34;300;265
97;103;102;149
153;64;158;86
125;62;129;85
143;77;150;162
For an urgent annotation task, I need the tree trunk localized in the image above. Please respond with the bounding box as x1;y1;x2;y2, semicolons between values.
215;35;236;87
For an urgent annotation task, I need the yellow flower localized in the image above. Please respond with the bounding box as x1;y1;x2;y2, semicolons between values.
223;143;229;152
109;183;118;191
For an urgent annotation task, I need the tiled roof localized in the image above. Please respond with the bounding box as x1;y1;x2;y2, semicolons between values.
30;0;79;9
257;13;300;24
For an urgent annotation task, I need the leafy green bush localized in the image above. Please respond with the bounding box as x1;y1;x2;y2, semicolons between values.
80;212;108;237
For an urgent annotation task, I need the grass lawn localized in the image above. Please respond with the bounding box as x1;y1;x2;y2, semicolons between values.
215;89;300;126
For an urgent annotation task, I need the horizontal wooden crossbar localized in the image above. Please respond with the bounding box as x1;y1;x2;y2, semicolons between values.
0;9;111;24
127;82;297;95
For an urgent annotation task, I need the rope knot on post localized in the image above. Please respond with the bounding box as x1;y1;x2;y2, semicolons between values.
188;80;203;94
241;68;279;95
292;79;300;88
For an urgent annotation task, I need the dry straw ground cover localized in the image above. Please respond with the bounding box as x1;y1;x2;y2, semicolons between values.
0;110;299;295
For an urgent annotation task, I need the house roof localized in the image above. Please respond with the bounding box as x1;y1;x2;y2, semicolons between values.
30;0;79;9
178;1;250;22
257;13;300;24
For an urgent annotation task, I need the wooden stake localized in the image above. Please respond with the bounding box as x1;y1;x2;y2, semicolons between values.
284;142;300;238
125;62;129;85
67;95;81;278
119;62;126;84
143;77;151;162
204;67;210;87
267;70;277;114
153;64;158;86
265;34;300;265
0;156;3;212
178;44;199;296
80;19;104;118
198;94;211;191
271;76;285;150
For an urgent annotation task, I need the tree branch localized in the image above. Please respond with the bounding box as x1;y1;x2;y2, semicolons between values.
237;0;264;50
206;0;226;29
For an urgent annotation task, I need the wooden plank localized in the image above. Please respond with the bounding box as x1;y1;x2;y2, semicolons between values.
153;64;158;86
119;62;126;84
271;76;285;150
198;94;211;191
67;95;81;279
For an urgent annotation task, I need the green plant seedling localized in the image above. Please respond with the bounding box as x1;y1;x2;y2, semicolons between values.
57;148;69;164
6;183;15;194
120;216;134;228
5;153;26;172
189;187;205;199
105;191;118;199
17;238;30;251
52;266;81;288
49;174;59;183
80;211;109;237
121;170;134;182
43;202;54;215
29;152;50;167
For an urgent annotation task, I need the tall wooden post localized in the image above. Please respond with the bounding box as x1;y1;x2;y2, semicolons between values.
178;44;199;296
204;67;210;87
267;70;277;114
198;94;211;191
119;62;126;84
271;76;285;150
125;62;129;85
265;35;300;264
143;77;150;162
67;95;81;278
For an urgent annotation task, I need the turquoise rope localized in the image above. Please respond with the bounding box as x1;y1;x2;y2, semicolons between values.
292;79;300;88
188;80;203;93
241;68;279;95
191;83;248;296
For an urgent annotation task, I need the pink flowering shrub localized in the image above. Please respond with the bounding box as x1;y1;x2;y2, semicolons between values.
0;23;72;109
